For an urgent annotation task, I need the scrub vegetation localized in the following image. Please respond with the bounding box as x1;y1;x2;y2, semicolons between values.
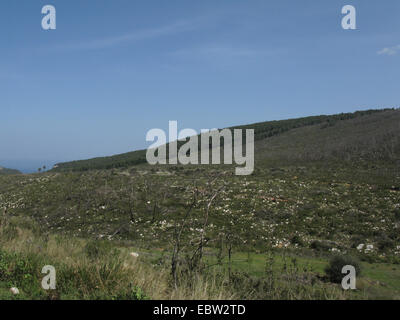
1;109;400;299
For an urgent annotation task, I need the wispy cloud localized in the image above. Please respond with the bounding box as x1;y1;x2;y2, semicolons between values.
171;45;279;60
46;19;201;52
377;45;400;56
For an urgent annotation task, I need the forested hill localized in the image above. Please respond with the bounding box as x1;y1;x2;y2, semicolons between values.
52;108;397;172
0;167;21;175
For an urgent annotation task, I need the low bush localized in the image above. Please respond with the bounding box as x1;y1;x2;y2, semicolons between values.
84;240;116;260
325;255;362;284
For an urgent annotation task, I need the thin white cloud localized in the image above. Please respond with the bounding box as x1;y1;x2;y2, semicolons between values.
195;46;264;58
46;19;201;52
377;45;400;56
171;45;278;60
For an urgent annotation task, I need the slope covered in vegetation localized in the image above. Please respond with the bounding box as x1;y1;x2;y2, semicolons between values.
254;108;400;164
0;167;21;175
53;108;395;172
1;108;400;300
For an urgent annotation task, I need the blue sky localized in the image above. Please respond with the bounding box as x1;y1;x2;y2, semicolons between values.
1;0;399;172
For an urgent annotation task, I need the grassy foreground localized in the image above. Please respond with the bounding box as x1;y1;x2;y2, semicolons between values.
0;214;240;300
1;214;399;300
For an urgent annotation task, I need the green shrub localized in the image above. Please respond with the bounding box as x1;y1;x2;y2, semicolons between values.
0;250;48;299
310;240;331;252
377;236;395;251
325;255;362;283
290;235;304;246
84;240;116;260
350;235;365;248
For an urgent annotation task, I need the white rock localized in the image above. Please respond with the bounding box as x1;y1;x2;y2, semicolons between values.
10;287;19;295
130;252;139;258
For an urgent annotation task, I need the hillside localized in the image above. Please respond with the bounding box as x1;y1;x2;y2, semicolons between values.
255;108;400;164
1;108;400;300
0;166;21;175
52;108;395;172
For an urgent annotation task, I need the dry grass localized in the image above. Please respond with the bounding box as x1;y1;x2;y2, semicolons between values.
0;213;235;300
